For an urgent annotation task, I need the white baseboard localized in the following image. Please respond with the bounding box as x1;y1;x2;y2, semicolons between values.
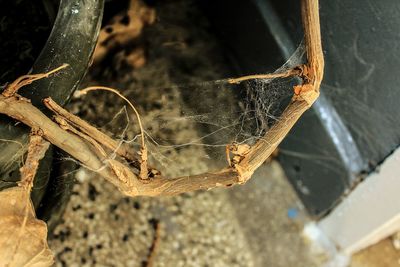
317;147;400;254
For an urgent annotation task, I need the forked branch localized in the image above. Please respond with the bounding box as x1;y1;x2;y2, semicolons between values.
235;0;324;179
0;0;323;197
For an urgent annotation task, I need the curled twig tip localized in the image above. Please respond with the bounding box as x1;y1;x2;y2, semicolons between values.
2;64;69;97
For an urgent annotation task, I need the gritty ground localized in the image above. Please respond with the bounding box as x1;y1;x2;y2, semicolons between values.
49;161;321;267
49;169;254;267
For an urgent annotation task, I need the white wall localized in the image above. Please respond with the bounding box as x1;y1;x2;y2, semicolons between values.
318;147;400;254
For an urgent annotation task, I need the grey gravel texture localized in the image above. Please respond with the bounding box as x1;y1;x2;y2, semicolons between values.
49;169;255;267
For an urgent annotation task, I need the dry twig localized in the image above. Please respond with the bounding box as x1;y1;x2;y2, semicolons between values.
144;220;161;267
0;133;53;267
44;97;140;166
19;134;51;191
75;86;149;179
0;0;323;198
2;64;68;97
228;67;302;84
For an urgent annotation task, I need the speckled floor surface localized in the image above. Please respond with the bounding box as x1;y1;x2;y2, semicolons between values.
49;168;254;267
49;162;321;267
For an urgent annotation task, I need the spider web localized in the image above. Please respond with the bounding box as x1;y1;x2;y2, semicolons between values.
98;44;306;177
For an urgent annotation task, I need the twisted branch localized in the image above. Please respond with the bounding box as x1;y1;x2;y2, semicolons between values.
0;0;323;197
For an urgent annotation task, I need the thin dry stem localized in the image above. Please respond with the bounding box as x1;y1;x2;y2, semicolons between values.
234;0;324;180
54;115;108;157
44;97;141;168
301;0;324;86
75;86;149;179
3;133;53;267
75;86;146;149
145;220;161;267
19;133;50;191
0;94;239;196
228;67;301;84
2;64;68;97
0;0;323;197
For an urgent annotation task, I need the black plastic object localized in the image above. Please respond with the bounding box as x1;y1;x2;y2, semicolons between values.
0;1;54;85
202;0;400;216
0;0;104;209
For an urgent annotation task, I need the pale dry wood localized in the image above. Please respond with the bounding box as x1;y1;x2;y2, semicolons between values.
75;86;149;180
19;134;50;191
0;0;323;197
0;1;322;266
0;95;238;196
235;0;324;180
44;97;140;166
53;115;108;157
2;64;68;97
228;67;301;84
145;220;161;267
0;95;135;194
0;134;54;267
301;0;324;87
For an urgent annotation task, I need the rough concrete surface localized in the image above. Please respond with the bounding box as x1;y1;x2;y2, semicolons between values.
49;162;322;267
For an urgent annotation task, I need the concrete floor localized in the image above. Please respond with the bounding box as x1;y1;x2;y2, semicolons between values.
228;163;322;267
49;161;324;267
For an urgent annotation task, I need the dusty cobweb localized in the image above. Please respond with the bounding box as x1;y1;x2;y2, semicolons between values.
83;43;307;177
